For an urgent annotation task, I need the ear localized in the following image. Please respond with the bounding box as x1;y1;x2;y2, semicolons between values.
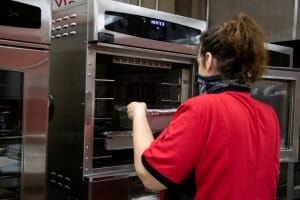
205;52;214;71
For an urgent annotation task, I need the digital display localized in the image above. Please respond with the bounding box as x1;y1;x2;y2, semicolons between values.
104;11;201;45
150;19;165;27
0;1;41;28
268;50;291;68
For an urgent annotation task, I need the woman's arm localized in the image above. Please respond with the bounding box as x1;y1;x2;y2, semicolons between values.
127;102;167;191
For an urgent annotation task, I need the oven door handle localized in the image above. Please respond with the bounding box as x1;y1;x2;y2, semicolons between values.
48;94;54;122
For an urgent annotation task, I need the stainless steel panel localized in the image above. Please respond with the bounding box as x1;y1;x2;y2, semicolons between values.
141;0;155;9
85;174;159;200
296;0;300;39
87;176;129;200
293;0;299;39
23;135;47;200
48;3;87;199
129;0;139;5
0;45;49;199
208;0;295;42
0;0;51;44
158;0;175;13
88;0;206;55
0;39;50;51
93;43;196;63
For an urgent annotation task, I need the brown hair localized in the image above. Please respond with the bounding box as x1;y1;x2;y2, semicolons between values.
199;13;268;83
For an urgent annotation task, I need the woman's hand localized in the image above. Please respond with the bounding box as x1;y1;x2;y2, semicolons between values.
127;102;147;120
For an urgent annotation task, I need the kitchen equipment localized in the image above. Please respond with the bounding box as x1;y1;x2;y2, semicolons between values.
0;0;51;199
250;67;300;162
48;0;206;199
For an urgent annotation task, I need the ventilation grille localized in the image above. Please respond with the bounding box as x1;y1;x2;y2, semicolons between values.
112;56;172;69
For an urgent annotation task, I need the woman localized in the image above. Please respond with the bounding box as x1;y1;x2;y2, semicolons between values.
127;13;280;200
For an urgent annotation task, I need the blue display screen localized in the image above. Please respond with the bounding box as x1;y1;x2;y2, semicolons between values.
104;11;201;45
150;19;165;27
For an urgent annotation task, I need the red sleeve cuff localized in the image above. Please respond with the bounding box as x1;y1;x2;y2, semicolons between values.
141;154;178;188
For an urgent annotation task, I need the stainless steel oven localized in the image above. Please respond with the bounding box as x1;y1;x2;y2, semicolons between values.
48;0;206;199
0;0;51;199
250;67;300;199
251;67;300;162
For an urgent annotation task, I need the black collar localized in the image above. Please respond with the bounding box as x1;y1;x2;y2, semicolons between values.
206;81;250;94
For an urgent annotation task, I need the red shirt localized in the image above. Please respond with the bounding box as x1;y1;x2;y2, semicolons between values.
142;91;280;200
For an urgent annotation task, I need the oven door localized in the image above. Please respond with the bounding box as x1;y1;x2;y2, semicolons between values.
0;0;51;44
0;44;49;199
251;67;300;162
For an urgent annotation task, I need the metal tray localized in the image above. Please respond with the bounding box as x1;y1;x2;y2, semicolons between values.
103;131;133;150
118;108;176;132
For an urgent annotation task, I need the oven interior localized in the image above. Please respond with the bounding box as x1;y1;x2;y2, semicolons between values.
92;54;194;168
0;69;23;199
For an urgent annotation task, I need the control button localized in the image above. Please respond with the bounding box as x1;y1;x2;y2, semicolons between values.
55;34;62;38
63;24;69;29
51;36;55;39
55;26;62;30
70;22;77;27
56;18;62;22
62;33;69;37
50;179;56;184
50;171;56;176
64;186;71;191
51;27;55;31
57;174;63;179
52;20;55;24
64;177;71;183
70;13;77;18
69;31;76;36
63;16;70;20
